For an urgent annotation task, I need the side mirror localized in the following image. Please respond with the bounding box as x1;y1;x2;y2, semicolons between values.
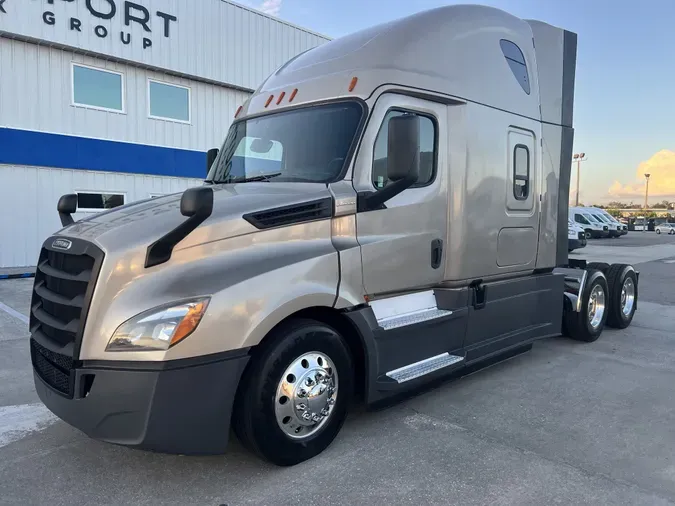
206;148;219;175
358;114;421;212
146;187;215;268
181;186;214;218
57;194;78;227
387;114;420;182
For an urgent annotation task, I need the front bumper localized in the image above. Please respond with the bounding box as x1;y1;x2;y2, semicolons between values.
33;340;250;455
568;238;586;251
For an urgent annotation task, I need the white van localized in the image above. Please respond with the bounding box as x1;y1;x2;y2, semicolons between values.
581;207;624;238
569;207;610;239
568;219;587;252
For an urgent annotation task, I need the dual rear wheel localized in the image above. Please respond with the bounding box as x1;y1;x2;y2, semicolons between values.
564;263;638;342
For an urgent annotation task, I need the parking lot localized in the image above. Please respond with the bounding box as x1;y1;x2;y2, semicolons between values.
2;233;675;505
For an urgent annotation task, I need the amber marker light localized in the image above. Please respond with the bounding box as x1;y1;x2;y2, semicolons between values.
235;105;243;118
170;299;210;347
276;91;286;104
348;77;358;92
289;88;298;102
265;95;274;108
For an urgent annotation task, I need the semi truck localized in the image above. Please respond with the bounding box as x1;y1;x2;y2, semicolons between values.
29;5;639;467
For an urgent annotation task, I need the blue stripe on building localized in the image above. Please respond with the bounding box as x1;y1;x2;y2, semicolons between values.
0;127;207;179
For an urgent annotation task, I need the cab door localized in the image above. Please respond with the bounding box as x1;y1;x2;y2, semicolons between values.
351;94;448;297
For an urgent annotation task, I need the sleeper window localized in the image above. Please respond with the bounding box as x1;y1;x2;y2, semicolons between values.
372;110;436;189
500;40;530;95
513;144;530;200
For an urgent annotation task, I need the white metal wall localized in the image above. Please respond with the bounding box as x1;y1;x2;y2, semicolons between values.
0;0;329;91
0;164;202;268
0;38;251;151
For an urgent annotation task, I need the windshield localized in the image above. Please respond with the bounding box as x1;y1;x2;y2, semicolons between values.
575;214;590;225
207;101;364;184
585;213;601;224
593;213;610;223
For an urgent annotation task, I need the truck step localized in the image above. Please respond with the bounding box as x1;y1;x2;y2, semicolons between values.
378;307;453;330
385;352;465;384
370;290;453;330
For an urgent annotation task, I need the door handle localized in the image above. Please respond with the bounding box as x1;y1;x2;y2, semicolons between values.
430;239;443;269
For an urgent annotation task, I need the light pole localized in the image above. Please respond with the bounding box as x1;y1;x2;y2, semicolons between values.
573;152;587;206
643;173;651;232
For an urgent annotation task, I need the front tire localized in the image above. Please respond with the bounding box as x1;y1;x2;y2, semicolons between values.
605;264;638;329
657;229;661;234
232;318;353;466
563;269;609;343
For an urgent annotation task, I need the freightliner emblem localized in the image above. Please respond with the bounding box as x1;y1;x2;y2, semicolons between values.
52;239;73;251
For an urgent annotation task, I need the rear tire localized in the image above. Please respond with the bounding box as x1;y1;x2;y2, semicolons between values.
656;229;661;234
232;318;353;466
563;269;609;343
586;262;610;274
605;264;638;329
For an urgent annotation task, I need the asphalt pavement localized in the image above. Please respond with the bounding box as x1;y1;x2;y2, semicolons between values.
1;233;675;505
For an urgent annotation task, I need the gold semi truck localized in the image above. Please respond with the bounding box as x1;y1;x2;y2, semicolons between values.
30;5;639;466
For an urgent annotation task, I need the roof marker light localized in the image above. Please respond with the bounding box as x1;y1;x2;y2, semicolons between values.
235;105;242;118
348;77;358;92
276;91;286;105
289;88;298;102
265;95;274;108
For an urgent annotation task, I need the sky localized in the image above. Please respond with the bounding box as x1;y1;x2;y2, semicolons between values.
239;0;675;205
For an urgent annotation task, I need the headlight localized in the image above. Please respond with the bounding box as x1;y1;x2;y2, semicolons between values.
106;298;210;352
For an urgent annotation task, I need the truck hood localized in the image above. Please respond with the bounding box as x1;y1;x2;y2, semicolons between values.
57;182;334;254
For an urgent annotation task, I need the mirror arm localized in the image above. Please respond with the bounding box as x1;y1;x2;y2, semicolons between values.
59;211;74;227
359;173;417;212
145;188;214;269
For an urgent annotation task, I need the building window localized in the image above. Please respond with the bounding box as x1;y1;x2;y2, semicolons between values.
500;40;530;95
513;144;530;200
76;192;126;212
148;80;191;123
72;63;125;112
372;110;437;189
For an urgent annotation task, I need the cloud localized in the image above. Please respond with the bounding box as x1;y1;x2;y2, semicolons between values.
259;0;282;16
607;149;675;199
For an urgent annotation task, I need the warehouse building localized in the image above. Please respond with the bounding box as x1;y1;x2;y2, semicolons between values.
0;0;328;268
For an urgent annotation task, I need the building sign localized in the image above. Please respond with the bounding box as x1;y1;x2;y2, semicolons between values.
0;0;328;92
0;0;177;50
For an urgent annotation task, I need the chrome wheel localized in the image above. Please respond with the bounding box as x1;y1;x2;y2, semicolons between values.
621;277;635;317
588;284;606;329
275;352;338;440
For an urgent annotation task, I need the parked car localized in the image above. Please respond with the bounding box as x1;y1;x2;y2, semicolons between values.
656;223;675;235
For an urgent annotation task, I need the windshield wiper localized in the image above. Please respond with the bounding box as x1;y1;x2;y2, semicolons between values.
225;172;282;183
